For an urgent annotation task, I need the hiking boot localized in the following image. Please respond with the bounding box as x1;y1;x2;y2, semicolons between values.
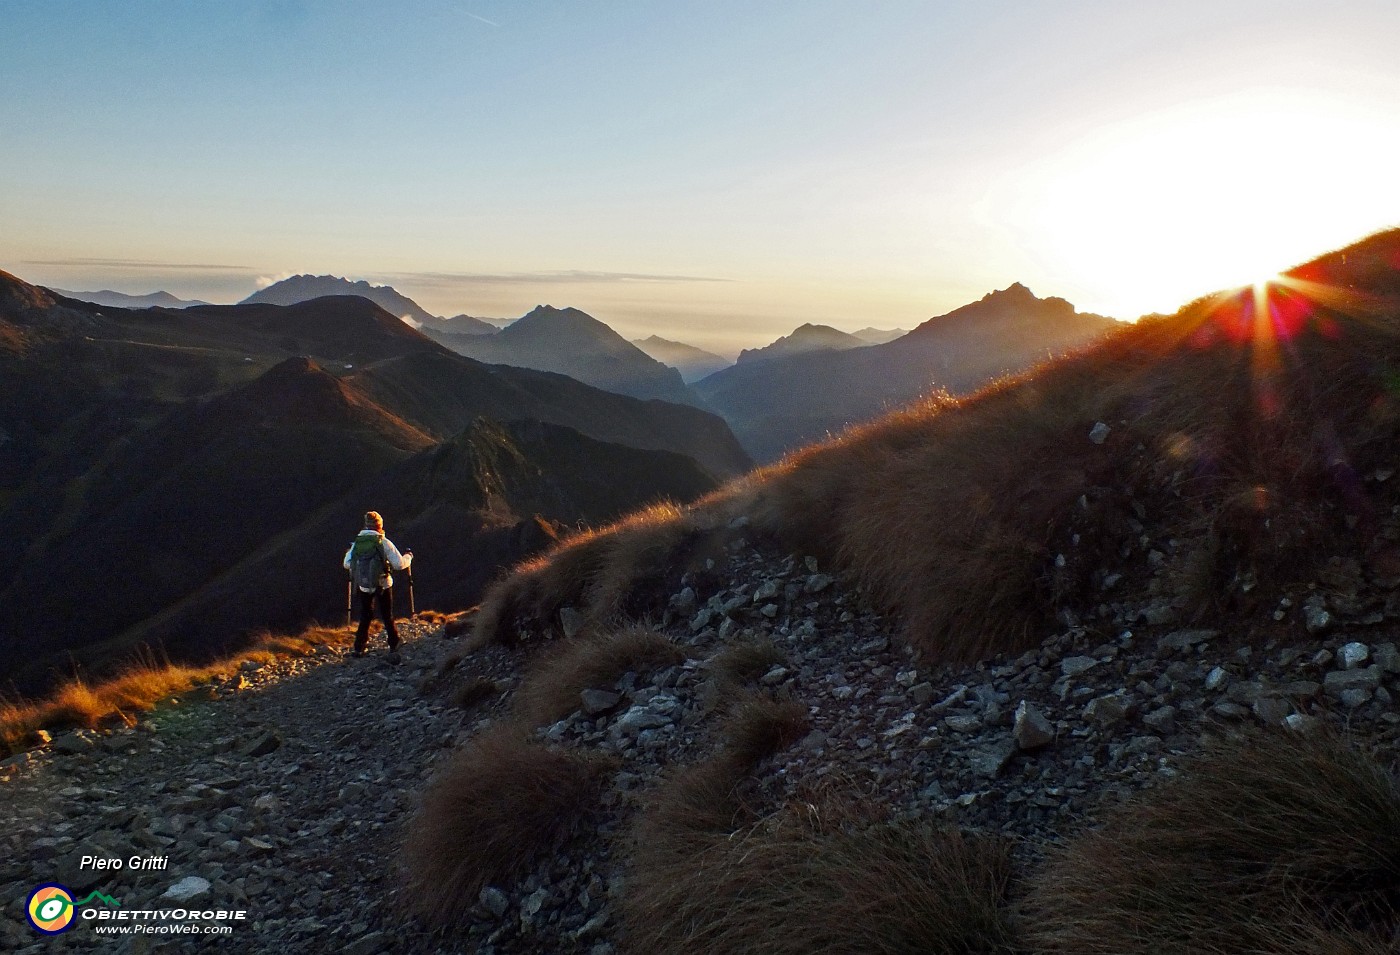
351;649;367;659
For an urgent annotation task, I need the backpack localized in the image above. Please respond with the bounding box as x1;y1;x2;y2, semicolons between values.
351;535;387;592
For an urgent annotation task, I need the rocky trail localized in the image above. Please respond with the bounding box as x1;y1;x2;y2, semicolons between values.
2;619;481;954
8;525;1400;953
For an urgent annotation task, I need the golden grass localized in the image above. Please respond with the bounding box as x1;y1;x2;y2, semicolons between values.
1021;730;1400;954
399;724;615;928
719;696;809;769
473;280;1400;665
512;625;686;728
474;502;697;645
0;625;354;757
621;787;1016;955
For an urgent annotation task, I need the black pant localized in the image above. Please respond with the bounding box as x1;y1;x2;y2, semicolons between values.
354;587;398;653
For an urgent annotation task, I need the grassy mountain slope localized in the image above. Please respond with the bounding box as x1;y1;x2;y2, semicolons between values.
477;230;1400;665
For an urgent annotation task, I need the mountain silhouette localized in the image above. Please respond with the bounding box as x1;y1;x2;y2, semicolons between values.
631;335;732;382
851;326;909;344
54;288;209;308
695;283;1115;461
425;305;697;404
736;323;869;364
243;274;442;326
415;312;499;336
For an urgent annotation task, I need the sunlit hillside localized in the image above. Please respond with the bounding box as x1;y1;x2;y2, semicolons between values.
474;228;1400;663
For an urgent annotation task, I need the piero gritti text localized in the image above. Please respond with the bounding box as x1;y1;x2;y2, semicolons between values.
80;854;170;871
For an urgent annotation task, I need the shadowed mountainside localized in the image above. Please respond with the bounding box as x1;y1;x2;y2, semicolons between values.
735;323;868;365
0;271;749;694
425;305;697;404
695;283;1115;461
53;289;210;309
631;335;732;383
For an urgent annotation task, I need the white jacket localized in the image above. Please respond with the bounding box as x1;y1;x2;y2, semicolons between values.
343;529;412;593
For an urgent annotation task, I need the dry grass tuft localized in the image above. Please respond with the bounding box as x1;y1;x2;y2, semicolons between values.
400;725;614;928
621;789;1017;955
473;503;700;644
451;676;500;711
1022;730;1400;953
709;637;787;690
0;625;356;757
513;626;686;728
720;696;810;769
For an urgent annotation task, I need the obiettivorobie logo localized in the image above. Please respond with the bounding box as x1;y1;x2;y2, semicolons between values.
26;883;120;935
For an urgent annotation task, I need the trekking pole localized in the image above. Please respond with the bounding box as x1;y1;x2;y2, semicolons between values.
405;554;416;619
345;577;353;627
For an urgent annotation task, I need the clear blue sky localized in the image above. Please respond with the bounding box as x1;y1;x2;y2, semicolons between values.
4;0;1399;351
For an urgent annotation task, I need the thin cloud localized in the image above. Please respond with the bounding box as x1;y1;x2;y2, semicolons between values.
390;270;732;287
444;1;498;27
24;257;256;272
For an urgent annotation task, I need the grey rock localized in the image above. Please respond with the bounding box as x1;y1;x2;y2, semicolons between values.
1089;421;1111;444
967;741;1016;777
760;666;789;686
910;682;935;705
944;714;982;733
1210;700;1249;719
1285;713;1325;734
345;933;390;955
242;731;281;758
1157;629;1218;655
1142;705;1177;734
51;733;93;755
1060;656;1099;678
1204;666;1230;691
1338;641;1371;670
1305;601;1332;633
1013;701;1055;751
163;876;211;901
1340;688;1372;708
580;689;622;716
1084;693;1129;726
805;574;835;594
559;606;586;638
690;608;714;632
1323;666;1382;698
1374;642;1400;674
613;705;673;737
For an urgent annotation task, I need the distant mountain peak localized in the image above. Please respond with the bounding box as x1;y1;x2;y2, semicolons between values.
737;323;867;365
243;274;441;326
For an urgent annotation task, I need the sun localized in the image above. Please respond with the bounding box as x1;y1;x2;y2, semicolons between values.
988;90;1400;319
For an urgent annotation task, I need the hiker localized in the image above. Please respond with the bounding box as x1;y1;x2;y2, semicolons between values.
343;511;412;657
